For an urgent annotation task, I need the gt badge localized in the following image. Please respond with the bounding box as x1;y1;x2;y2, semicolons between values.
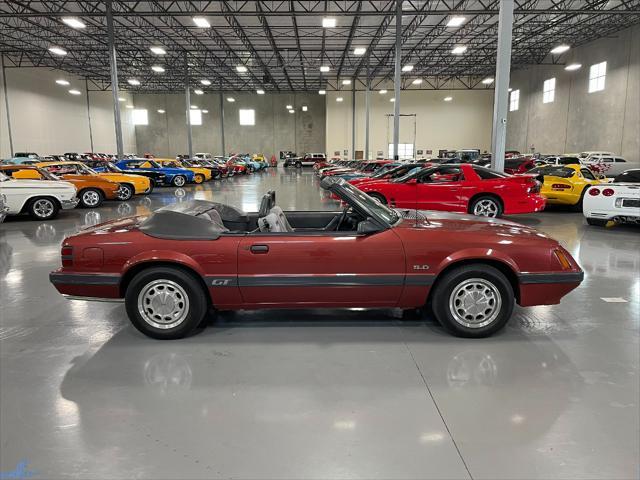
211;279;232;286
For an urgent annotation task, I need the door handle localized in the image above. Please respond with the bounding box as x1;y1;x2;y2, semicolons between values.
250;245;269;254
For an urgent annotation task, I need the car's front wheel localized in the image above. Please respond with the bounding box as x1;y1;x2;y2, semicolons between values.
125;267;208;339
295;161;302;168
79;188;104;208
116;183;134;201
193;174;205;184
431;264;514;338
172;175;186;187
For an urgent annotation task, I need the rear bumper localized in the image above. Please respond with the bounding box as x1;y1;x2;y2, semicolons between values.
505;194;546;214
50;271;121;299
517;271;584;306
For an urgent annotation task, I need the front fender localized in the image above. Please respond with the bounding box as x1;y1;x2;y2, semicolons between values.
435;248;520;274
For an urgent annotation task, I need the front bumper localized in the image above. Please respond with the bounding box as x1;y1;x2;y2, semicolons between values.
517;270;584;306
61;198;80;210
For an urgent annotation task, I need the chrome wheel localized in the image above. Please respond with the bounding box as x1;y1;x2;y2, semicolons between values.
172;175;186;187
448;278;502;329
473;199;499;217
137;279;190;329
116;184;133;201
82;190;101;207
33;199;54;218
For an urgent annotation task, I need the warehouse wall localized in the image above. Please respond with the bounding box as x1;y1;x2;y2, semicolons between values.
133;92;326;159
0;67;136;158
506;24;639;161
325;89;494;159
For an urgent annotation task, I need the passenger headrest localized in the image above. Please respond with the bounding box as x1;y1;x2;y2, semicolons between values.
258;190;276;217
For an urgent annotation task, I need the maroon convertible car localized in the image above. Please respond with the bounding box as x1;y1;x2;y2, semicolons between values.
50;177;583;339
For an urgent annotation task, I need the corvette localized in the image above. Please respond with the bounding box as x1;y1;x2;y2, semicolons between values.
50;177;582;340
357;163;545;217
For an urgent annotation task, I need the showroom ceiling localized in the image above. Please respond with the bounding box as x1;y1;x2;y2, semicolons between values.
1;0;639;92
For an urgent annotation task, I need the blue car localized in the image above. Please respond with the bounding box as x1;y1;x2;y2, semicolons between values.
115;159;195;187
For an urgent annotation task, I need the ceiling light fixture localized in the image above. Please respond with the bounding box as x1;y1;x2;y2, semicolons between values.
150;46;166;55
127;78;140;86
151;65;165;73
256;89;265;94
342;79;351;85
157;109;165;113
401;65;414;72
200;79;211;86
62;17;85;29
118;97;126;102
194;89;204;95
318;90;326;95
482;77;494;84
288;109;295;114
320;65;330;73
550;44;570;54
286;104;293;109
565;63;582;71
202;109;208;113
190;105;198;109
236;65;248;73
322;17;336;28
336;97;343;102
68;89;81;95
412;79;423;85
353;47;366;56
227;97;235;102
379;89;387;94
444;96;453;102
390;98;395;102
302;105;308;111
446;16;466;27
451;46;467;54
48;46;67;56
55;79;70;86
126;104;134;109
192;16;210;28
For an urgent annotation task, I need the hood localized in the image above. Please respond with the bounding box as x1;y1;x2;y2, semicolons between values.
2;179;76;190
395;209;553;241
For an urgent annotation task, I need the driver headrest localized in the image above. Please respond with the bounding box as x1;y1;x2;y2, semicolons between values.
258;190;276;217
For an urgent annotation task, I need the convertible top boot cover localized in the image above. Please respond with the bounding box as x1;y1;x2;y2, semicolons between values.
139;200;231;240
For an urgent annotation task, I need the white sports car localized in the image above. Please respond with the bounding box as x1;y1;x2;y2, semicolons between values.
583;180;640;227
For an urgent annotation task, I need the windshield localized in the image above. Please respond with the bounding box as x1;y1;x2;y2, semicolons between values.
530;166;575;178
104;162;123;173
392;166;428;183
35;168;60;181
339;182;399;225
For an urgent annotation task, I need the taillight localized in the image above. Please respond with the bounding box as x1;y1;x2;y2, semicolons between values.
61;245;73;267
554;249;572;270
552;183;571;189
602;188;614;197
589;188;600;196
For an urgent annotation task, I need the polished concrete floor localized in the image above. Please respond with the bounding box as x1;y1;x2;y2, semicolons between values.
1;168;638;480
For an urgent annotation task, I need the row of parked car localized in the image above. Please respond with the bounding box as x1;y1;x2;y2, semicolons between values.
0;152;273;222
312;157;640;227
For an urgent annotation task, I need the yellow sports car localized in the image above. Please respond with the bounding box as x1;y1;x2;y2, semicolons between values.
36;161;151;201
154;158;211;183
530;164;607;210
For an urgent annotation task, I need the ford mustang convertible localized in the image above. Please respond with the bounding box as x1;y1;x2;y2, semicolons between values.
50;177;582;340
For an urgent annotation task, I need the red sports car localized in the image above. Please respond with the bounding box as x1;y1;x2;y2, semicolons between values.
504;156;536;175
357;163;545;217
50;177;582;340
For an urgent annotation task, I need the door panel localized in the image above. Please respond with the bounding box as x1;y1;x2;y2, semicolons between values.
237;230;405;306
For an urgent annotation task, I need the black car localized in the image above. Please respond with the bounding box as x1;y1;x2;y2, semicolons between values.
82;160;168;188
182;159;223;180
613;169;640;183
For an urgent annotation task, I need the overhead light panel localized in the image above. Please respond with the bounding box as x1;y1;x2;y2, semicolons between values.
342;79;351;85
390;98;395;102
320;65;330;73
286;104;293;109
125;104;134;109
118;97;126;102
236;65;248;73
550;44;570;54
451;46;467;54
62;17;86;29
353;47;366;56
482;77;494;84
336;97;343;102
150;46;166;55
190;105;198;109
288;109;295;114
55;79;70;86
322;17;336;28
200;79;211;86
318;90;326;95
192;16;210;28
157;109;165;114
402;65;414;72
68;89;81;95
444;96;453;102
227;97;235;102
202;109;209;113
127;78;140;86
48;46;67;56
446;16;466;27
379;89;387;94
194;89;204;95
151;65;165;73
302;106;308;112
565;63;582;71
412;79;423;85
256;89;265;94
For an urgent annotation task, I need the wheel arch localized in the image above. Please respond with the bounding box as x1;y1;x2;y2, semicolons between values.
467;192;504;214
20;195;61;213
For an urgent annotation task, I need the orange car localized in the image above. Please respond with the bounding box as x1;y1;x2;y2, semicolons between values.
17;162;122;208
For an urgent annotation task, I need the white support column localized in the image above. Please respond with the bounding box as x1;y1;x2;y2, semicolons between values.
392;0;402;160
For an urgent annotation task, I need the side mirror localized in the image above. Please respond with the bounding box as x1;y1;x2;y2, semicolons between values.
406;178;418;184
357;218;383;235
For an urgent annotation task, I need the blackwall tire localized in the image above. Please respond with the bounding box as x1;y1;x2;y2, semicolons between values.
295;162;302;168
431;264;514;338
125;267;208;340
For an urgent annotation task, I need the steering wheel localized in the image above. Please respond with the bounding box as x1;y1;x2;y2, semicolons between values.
335;205;351;231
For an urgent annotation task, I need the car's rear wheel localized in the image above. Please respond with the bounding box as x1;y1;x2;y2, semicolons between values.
470;196;502;218
194;173;205;184
79;188;104;208
116;183;134;201
295;161;302;168
28;197;59;220
172;175;186;187
431;264;514;338
586;217;609;227
367;192;387;204
125;267;208;339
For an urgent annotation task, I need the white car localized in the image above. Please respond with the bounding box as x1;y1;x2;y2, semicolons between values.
578;151;615;161
582;155;639;178
0;171;79;220
194;152;212;160
583;182;640;226
0;193;7;223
